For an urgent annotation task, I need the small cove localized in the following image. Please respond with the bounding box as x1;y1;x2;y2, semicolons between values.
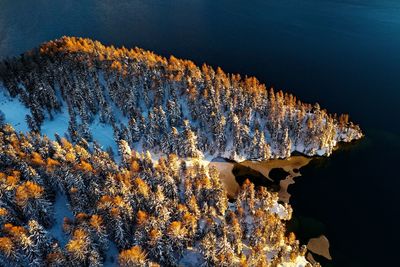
211;154;335;263
211;155;312;203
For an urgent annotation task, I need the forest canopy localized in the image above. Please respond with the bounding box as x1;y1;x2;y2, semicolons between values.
0;37;362;266
0;37;362;162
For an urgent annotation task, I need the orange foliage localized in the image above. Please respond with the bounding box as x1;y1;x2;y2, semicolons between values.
66;229;88;259
290;251;298;262
149;228;162;241
134;178;150;198
61;137;73;150
288;232;296;243
111;60;123;71
74;145;90;160
0;208;8;217
136;210;148;226
110;207;120;218
10;136;21;152
70;187;78;194
31;152;45;166
113;196;125;207
38;36;273;104
63;217;73;234
339;114;349;125
17;151;27;159
76;160;93;172
53;36;95;54
99;195;113;204
116;171;131;187
167;221;185;238
15;188;29;206
0;237;14;257
194;179;202;190
90;215;103;232
188;195;198;212
73;228;87;240
177;204;187;213
130;160;140;172
255;209;264;220
200;176;211;188
65;152;76;163
119;245;147;266
237;206;244;218
3;223;26;237
6;175;19;188
46;158;61;170
15;181;44;206
182;212;195;225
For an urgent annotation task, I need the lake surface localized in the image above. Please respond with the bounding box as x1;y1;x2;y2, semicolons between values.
1;0;399;265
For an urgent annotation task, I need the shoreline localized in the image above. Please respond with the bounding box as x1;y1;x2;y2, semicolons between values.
210;155;313;201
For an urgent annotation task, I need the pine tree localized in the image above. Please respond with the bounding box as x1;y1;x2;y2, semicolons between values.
119;139;132;165
167;99;182;127
181;120;201;158
0;110;5;126
119;245;148;267
129;118;141;143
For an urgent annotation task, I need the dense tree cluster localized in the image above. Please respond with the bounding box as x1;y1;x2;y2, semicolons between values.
0;37;362;160
0;37;365;266
0;124;315;266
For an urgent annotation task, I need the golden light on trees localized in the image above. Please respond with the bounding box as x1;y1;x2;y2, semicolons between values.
119;245;147;267
89;214;103;232
130;160;140;172
76;160;93;172
46;158;61;171
167;221;186;239
15;181;44;207
134;177;150;198
136;210;148;226
3;223;27;238
0;237;14;257
31;152;45;166
65;152;76;163
0;208;8;217
66;229;89;261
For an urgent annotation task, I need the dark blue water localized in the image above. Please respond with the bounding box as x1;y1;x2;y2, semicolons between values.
1;1;399;265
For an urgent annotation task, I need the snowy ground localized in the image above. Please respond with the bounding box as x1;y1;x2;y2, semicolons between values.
41;105;69;139
50;193;74;247
280;256;309;267
0;88;31;132
0;84;120;157
0;83;318;266
104;240;118;267
89;115;118;153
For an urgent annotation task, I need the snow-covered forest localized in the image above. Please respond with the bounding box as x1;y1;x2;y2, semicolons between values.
0;37;362;161
0;37;362;266
0;124;311;266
